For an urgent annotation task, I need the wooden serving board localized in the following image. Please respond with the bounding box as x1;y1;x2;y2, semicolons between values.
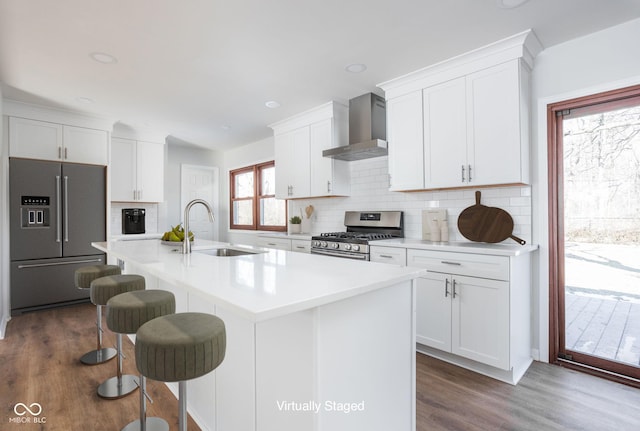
457;191;526;245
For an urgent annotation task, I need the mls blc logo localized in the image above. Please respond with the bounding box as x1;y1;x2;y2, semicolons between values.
9;402;46;424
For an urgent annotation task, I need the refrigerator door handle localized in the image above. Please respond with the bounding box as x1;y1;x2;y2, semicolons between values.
17;258;104;269
64;175;69;242
55;175;62;243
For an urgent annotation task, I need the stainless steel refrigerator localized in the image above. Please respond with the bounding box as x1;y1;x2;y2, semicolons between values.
9;158;107;314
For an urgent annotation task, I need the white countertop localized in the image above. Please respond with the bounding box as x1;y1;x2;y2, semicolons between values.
371;238;538;256
92;239;425;322
110;233;163;241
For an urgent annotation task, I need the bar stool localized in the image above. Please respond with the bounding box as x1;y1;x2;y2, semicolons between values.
75;264;121;365
135;313;226;431
106;290;176;431
91;274;146;399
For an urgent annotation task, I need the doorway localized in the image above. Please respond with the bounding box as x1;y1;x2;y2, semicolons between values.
548;85;640;386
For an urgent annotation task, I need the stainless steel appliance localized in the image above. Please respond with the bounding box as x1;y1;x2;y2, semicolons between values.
322;93;387;161
311;211;403;260
9;158;107;314
122;208;145;234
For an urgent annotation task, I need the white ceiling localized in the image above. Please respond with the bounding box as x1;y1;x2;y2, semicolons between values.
2;0;640;151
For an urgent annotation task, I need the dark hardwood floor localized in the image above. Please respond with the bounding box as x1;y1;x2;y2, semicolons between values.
0;303;201;431
1;303;639;430
416;352;640;430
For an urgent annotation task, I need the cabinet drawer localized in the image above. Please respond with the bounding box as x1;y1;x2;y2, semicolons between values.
291;239;310;253
407;249;508;281
370;246;407;266
256;237;291;251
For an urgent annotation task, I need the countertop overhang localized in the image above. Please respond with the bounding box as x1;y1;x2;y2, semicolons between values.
92;239;426;322
371;238;538;256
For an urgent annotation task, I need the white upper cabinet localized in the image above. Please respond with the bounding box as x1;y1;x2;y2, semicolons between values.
274;127;310;199
379;29;541;191
466;60;528;187
386;91;424;191
111;137;164;202
9;117;108;165
423;77;467;189
270;101;349;199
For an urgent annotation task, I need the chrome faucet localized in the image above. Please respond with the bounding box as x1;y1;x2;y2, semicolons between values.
182;199;215;254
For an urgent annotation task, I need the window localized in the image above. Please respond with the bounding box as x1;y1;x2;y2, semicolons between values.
230;161;286;231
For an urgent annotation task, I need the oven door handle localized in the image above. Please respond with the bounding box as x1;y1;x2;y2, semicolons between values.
311;248;369;260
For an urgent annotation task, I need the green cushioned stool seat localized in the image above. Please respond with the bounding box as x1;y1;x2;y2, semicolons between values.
75;264;121;289
91;274;146;400
75;264;122;365
135;313;226;431
107;290;176;431
107;290;176;335
91;274;146;306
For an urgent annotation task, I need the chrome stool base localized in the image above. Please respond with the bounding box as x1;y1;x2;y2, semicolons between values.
122;417;169;431
80;347;117;365
97;375;138;399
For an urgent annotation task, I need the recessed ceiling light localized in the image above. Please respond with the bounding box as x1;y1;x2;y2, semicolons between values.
496;0;530;8
345;63;367;73
75;97;94;104
265;100;281;109
220;125;231;131
89;52;118;64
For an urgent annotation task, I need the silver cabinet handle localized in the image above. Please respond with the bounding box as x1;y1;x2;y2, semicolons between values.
379;254;394;259
58;147;62;159
468;164;472;182
441;261;461;266
452;279;458;298
133;190;137;200
445;278;450;297
63;176;69;242
461;165;465;183
55;175;61;242
327;180;331;193
64;147;68;159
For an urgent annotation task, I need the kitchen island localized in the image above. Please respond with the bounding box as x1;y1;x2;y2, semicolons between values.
92;239;425;431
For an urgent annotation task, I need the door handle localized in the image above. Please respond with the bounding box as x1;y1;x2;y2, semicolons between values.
55;175;61;243
468;164;472;182
444;278;450;297
461;165;465;183
452;279;458;298
64;176;69;242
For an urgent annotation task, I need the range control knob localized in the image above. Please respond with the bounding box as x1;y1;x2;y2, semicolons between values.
352;244;360;252
344;244;352;251
320;241;328;248
313;241;320;247
331;243;339;249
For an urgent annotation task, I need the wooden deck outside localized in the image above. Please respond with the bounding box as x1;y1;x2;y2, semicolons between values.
565;291;640;366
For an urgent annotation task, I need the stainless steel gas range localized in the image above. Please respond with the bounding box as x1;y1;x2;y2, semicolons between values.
311;211;403;260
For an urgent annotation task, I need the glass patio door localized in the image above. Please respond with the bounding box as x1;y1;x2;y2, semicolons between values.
549;86;640;384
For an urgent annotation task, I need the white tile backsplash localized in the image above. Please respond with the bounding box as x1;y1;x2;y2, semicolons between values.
290;157;532;243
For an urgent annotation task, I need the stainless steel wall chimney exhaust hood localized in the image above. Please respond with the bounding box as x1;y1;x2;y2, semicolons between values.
323;93;387;161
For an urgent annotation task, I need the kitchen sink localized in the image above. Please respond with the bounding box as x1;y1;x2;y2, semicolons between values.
195;247;262;257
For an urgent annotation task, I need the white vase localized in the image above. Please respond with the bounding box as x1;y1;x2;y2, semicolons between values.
290;223;301;234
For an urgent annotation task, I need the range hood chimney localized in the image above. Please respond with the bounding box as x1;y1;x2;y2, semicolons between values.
323;93;387;161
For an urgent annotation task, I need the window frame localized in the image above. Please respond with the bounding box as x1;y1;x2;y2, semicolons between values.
229;161;286;231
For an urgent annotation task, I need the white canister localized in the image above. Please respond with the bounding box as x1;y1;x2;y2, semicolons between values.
440;220;449;242
429;219;441;242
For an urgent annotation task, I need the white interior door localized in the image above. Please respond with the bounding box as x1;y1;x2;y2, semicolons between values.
181;164;219;241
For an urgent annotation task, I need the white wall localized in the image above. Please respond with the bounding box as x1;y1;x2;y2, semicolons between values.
531;17;640;361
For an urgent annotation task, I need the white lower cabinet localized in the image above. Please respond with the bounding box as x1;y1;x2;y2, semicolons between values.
256;237;311;253
290;239;311;253
415;270;509;369
407;247;532;384
369;246;406;266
